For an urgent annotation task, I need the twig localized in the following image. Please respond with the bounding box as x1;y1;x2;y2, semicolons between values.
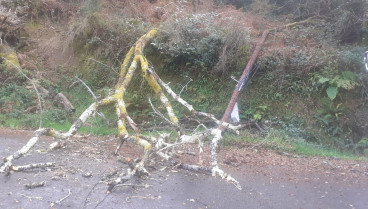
126;115;140;135
125;194;161;203
114;184;151;188
178;163;212;174
254;122;264;132
83;181;103;209
75;76;108;123
156;142;183;153
25;181;45;189
75;76;98;100
107;169;135;193
0;128;53;173
149;98;175;127
12;162;55;171
93;193;111;209
147;68;240;133
55;189;72;205
18;193;43;201
178;76;193;97
88;57;118;75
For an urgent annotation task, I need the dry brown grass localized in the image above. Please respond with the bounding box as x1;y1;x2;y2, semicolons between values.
16;0;325;78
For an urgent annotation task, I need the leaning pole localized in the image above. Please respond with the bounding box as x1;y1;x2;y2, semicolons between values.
219;29;271;127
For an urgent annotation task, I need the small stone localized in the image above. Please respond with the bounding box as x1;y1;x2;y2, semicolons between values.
82;172;92;178
187;151;196;156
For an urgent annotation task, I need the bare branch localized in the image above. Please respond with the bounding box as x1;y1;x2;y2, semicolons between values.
149;98;176;127
75;76;98;100
55;189;72;205
75;76;108;123
0;129;53;173
178;76;193;97
88;57;118;75
12;162;55;171
1;29;244;192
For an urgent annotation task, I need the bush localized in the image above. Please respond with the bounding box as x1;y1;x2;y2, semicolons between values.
268;0;364;44
69;13;149;88
0;84;36;118
153;12;250;75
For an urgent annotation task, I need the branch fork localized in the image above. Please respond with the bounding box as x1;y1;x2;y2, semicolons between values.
1;29;243;191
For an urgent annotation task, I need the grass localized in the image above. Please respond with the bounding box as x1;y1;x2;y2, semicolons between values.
0;83;366;160
2;109;367;161
222;129;368;161
290;143;367;160
0;85;118;136
0;114;24;129
0;113;117;135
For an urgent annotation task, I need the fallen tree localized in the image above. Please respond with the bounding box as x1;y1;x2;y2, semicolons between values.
0;29;242;191
1;17;315;192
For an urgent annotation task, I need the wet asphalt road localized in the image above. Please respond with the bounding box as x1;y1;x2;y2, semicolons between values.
1;130;367;209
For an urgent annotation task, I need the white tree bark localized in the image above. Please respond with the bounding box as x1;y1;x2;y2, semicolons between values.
0;129;51;173
2;29;243;191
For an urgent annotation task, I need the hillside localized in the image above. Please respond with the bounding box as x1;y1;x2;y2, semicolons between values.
1;0;368;156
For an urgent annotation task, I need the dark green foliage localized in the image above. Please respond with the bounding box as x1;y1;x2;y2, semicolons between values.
314;98;345;137
270;0;365;44
0;62;28;84
217;0;365;44
314;63;359;100
81;58;118;89
153;12;250;75
71;13;149;88
244;42;367;150
44;109;68;124
247;105;269;121
185;76;231;113
2;0;367;157
0;84;36;118
153;13;222;73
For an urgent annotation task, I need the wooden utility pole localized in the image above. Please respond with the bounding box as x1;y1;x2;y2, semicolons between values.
219;29;271;128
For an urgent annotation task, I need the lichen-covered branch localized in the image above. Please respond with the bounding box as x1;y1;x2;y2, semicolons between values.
2;28;244;191
147;68;239;133
0;128;54;173
12;162;55;172
143;68;179;127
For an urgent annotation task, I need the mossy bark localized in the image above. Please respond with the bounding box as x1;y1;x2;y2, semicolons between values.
1;29;242;190
0;45;21;70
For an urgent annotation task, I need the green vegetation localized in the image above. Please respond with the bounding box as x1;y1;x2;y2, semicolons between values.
222;129;367;160
0;84;116;136
1;0;367;159
153;12;250;75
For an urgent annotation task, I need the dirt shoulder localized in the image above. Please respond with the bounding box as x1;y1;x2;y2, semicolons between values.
1;129;367;209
